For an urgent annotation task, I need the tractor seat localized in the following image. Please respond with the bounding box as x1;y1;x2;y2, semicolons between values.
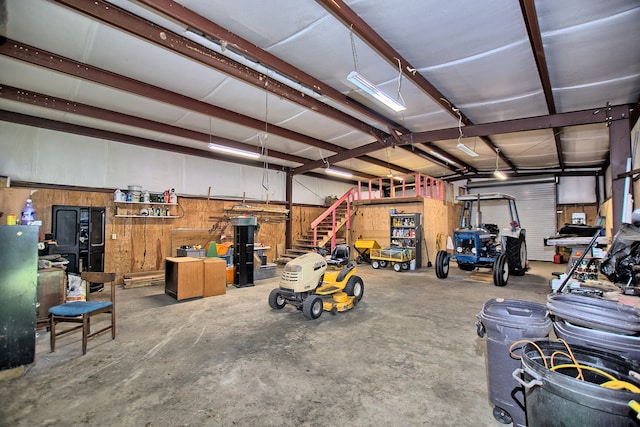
327;244;351;267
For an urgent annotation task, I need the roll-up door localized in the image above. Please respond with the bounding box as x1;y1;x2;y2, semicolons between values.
467;181;556;261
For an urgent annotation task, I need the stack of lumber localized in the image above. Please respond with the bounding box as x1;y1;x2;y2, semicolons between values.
123;270;164;289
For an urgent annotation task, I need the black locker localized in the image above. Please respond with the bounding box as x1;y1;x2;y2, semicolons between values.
232;217;256;288
51;205;105;273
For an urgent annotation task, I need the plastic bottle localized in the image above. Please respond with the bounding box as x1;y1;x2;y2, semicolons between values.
114;189;122;202
169;188;177;204
6;213;17;225
143;190;150;203
20;199;35;225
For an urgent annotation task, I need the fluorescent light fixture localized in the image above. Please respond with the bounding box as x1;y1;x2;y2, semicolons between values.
457;143;478;157
493;170;507;180
208;143;260;159
325;168;353;178
347;71;406;112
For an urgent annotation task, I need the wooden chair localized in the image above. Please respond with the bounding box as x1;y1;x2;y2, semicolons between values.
49;272;116;355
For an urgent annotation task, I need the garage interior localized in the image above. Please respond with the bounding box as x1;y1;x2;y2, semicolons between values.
1;0;640;426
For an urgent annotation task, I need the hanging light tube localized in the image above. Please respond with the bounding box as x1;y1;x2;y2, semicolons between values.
208;143;260;159
347;71;406;112
493;170;507;180
325;168;353;178
428;150;457;165
456;143;478;157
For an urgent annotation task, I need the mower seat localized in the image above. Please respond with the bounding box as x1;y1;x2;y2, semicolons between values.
327;244;351;267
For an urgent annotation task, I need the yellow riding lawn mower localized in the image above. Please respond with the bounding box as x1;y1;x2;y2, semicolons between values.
268;245;364;320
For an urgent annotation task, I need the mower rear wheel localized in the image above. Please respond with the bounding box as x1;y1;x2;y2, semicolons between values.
268;289;286;310
493;254;509;287
344;276;364;302
435;250;449;279
371;260;380;269
303;295;323;320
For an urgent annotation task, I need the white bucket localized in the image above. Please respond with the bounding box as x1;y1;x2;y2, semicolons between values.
410;259;416;270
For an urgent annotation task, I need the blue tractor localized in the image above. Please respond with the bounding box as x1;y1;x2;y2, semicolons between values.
435;193;527;286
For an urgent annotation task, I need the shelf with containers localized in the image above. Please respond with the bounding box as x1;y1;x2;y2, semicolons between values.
390;213;422;268
113;188;180;218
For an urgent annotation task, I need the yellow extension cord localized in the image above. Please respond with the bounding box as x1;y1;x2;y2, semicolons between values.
509;339;640;393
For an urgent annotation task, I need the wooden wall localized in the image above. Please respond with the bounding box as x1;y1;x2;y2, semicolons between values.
1;187;289;284
1;185;459;283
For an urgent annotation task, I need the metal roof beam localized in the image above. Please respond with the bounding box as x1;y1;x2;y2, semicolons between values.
519;0;565;169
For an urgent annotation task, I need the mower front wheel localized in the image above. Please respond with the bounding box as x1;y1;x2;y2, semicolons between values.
344;275;364;302
268;289;286;310
303;295;324;320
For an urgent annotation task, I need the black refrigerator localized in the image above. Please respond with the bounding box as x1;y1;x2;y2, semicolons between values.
51;205;105;273
0;225;38;371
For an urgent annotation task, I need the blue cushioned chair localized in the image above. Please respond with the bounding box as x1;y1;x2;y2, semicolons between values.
49;272;116;355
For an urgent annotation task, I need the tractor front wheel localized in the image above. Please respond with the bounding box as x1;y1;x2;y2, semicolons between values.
303;295;324;320
435;250;450;279
506;235;527;276
493;254;509;287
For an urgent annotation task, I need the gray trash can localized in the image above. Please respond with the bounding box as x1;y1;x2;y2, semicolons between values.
476;298;552;427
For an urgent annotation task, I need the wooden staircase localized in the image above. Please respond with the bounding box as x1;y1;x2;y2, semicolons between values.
278;190;355;263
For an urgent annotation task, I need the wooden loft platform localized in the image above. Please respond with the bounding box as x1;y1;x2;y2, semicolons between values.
354;173;446;204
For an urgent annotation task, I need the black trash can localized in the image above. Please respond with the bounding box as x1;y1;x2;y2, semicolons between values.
517;340;640;427
477;298;552;427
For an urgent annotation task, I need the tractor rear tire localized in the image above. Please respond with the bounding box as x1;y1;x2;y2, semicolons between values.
506;235;527;276
303;295;323;320
268;289;286;310
435;250;449;279
493;254;509;287
344;276;364;302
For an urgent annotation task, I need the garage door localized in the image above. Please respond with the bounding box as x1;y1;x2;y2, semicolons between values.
467;181;556;261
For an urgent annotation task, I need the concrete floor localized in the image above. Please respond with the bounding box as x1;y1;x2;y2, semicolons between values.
0;261;558;426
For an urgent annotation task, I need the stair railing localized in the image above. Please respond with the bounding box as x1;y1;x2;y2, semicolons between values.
310;188;355;251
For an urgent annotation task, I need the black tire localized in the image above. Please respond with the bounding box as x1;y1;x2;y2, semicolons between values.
458;263;475;271
401;262;409;270
493;406;512;424
372;260;380;269
268;289;286;310
393;263;401;272
506;235;527;276
435;250;449;279
379;260;387;268
356;255;363;264
493;254;509;287
303;295;323;320
344;276;364;302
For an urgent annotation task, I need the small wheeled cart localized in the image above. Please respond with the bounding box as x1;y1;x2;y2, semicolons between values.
370;247;414;272
353;239;381;264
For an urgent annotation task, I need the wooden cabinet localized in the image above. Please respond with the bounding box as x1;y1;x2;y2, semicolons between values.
164;257;203;301
36;268;66;329
203;258;226;297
